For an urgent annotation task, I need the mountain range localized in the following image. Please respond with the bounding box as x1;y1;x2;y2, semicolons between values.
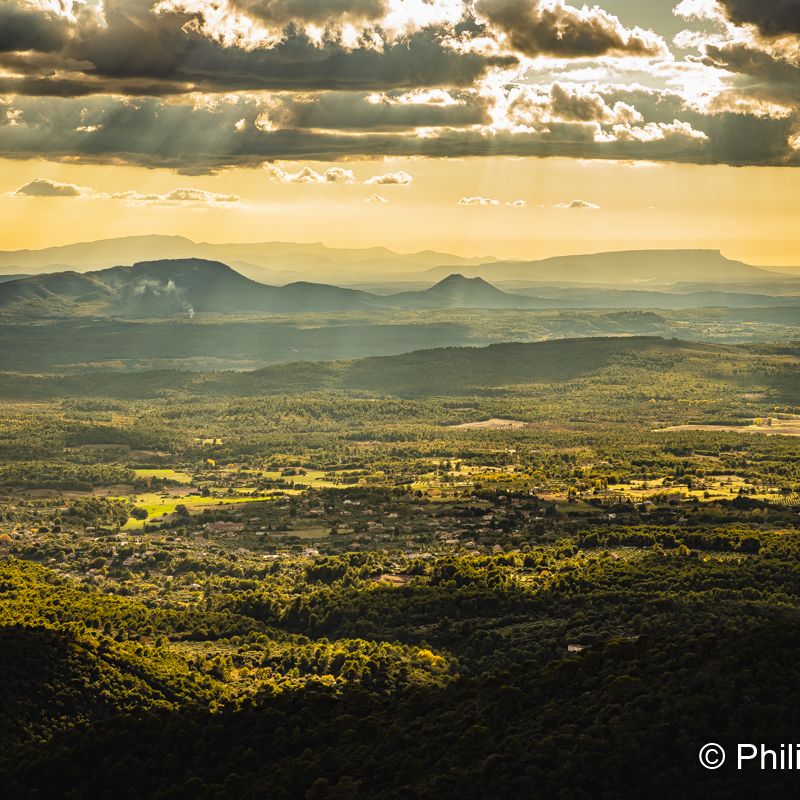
0;260;552;316
0;235;494;284
422;249;798;287
0;236;797;290
0;259;375;317
1;258;798;318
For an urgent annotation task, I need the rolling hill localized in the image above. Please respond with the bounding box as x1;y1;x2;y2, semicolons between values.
242;336;734;397
1;261;516;317
0;336;756;400
0;271;119;315
0;259;382;316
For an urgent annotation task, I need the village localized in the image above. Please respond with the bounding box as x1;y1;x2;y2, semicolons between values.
3;453;796;606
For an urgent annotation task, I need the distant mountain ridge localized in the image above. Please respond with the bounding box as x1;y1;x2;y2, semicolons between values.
0;237;796;289
0;262;544;316
1;260;798;318
423;249;797;286
0;235;493;282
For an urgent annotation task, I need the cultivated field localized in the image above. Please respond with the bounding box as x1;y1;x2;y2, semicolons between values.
658;414;800;437
450;418;528;430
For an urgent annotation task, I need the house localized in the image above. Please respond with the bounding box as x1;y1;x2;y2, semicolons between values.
204;521;245;534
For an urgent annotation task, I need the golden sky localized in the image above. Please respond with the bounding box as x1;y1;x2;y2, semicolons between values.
2;155;799;265
2;1;800;265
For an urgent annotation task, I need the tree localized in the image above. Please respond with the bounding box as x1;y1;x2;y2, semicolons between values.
130;507;148;521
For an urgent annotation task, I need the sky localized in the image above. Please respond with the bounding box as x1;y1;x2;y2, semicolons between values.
1;0;800;264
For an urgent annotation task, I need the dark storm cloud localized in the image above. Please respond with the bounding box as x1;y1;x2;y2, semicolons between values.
0;1;798;170
270;91;490;130
0;4;70;53
70;21;514;94
0;1;515;96
549;83;619;123
0;0;514;94
601;84;797;165
0;93;760;173
716;0;800;38
0;71;191;98
232;0;388;25
0;0;667;98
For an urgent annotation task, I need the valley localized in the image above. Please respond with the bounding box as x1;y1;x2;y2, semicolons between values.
1;247;799;800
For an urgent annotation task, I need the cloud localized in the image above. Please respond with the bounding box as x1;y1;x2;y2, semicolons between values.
268;164;356;183
555;199;600;209
12;179;240;206
549;83;642;125
268;165;326;183
132;278;183;297
458;196;499;206
324;166;357;183
365;193;388;203
129;276;196;316
14;178;83;197
2;3;516;96
475;0;668;58
1;91;784;171
0;1;798;171
241;91;489;136
111;188;241;207
457;196;526;207
670;5;800;139
269;163;411;185
365;169;413;185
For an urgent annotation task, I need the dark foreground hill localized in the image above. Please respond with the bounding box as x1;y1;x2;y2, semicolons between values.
4;539;800;800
